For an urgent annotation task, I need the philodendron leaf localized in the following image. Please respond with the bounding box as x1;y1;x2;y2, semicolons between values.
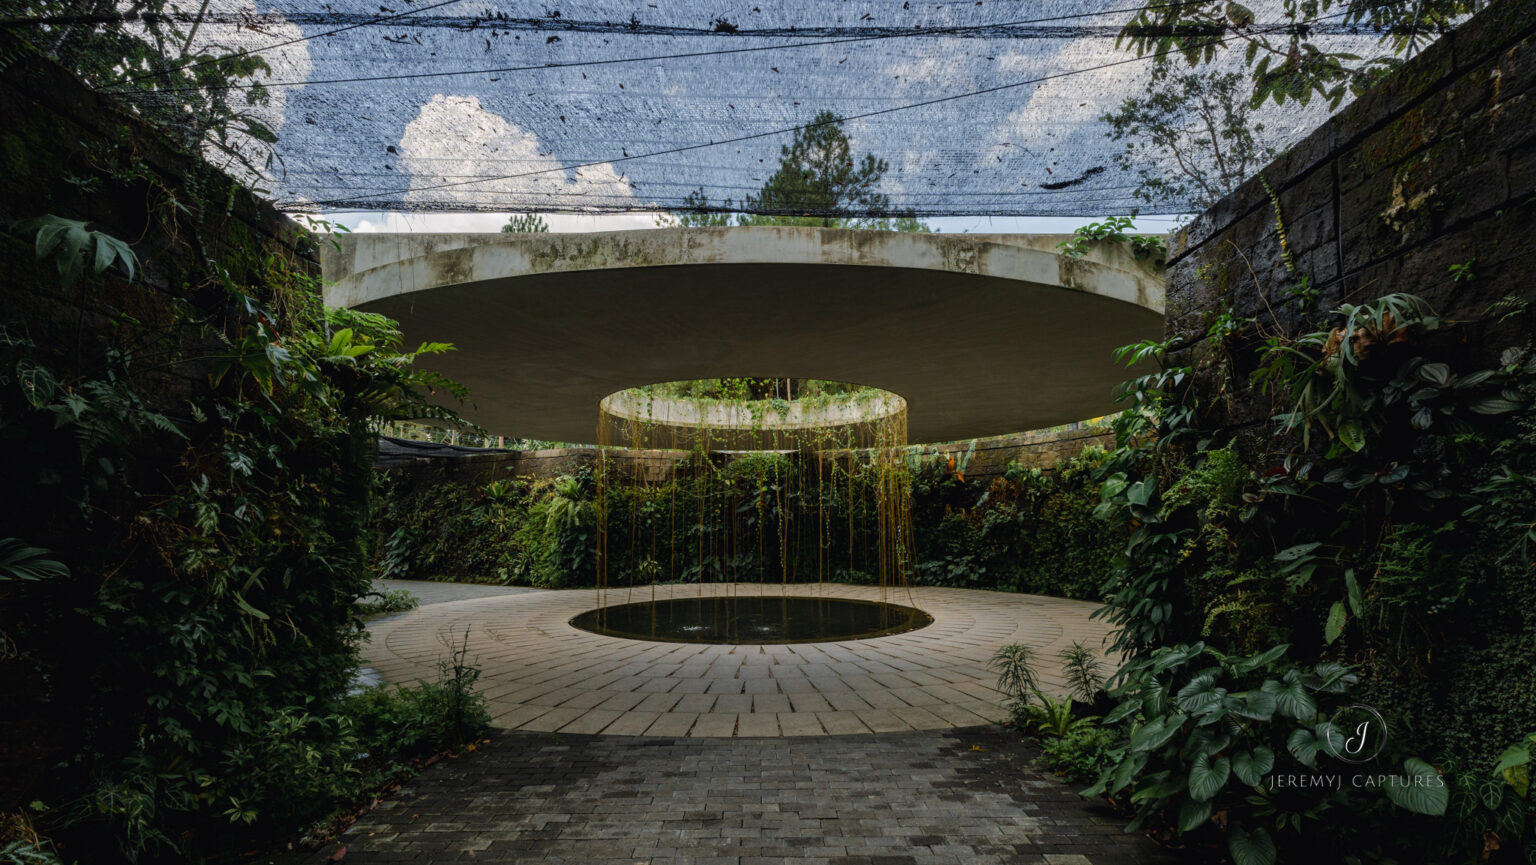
16;214;138;287
1177;795;1213;833
1105;699;1141;724
1231;643;1289;675
1188;753;1231;802
1288;727;1320;768
1232;747;1275;786
1383;758;1448;815
1229;825;1278;865
1232;689;1277;721
1275;679;1317;720
1131;714;1187;753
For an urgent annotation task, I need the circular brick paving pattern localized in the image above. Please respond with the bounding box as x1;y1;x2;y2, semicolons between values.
363;584;1116;738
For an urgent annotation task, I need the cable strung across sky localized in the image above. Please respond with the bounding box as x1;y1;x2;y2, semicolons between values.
81;0;1403;216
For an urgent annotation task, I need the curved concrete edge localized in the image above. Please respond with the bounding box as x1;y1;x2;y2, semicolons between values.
600;388;907;433
322;227;1165;315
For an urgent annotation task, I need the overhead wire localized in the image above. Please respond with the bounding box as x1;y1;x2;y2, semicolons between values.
297;11;1350;210
117;0;1248;93
110;0;473;85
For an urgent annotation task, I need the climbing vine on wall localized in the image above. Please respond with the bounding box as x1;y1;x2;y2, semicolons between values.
1086;273;1536;862
0;41;477;860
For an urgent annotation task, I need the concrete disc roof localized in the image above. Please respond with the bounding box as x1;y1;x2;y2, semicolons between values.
321;227;1164;444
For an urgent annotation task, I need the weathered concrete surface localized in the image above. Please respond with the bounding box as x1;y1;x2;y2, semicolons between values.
323;228;1164;444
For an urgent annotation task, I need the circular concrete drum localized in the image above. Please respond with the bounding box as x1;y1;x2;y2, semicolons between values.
322;227;1164;443
362;584;1115;737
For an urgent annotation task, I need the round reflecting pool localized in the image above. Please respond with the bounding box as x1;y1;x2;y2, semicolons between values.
569;595;933;644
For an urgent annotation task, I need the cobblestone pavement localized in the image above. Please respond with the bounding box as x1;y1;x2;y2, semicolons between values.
362;584;1115;737
307;726;1173;865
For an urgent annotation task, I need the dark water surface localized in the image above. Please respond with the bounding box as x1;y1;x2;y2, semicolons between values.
568;594;932;644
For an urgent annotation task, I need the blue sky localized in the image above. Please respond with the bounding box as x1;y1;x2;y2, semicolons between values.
179;0;1390;228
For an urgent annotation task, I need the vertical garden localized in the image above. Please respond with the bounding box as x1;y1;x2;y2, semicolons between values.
0;34;488;863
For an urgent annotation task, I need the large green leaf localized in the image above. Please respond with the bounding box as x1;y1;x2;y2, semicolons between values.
1288;727;1320;767
1150;643;1205;674
1231;643;1289;675
1307;662;1357;693
1188;754;1231;802
1127;479;1156;506
1345;569;1363;617
1231;689;1277;721
0;539;69;582
1273;543;1320;563
1232;747;1275;786
1274;679;1317;720
1176;673;1226;714
1108;751;1146;794
1229;826;1277;865
1105;698;1141;724
1383;758;1448;815
1130;714;1187;753
1418;362;1451;387
1469;394;1526;414
1177;795;1213;833
1493;739;1532;797
1337;420;1367;452
17;214;137;287
1324;601;1347;644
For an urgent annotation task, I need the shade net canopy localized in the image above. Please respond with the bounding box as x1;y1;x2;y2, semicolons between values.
63;0;1409;216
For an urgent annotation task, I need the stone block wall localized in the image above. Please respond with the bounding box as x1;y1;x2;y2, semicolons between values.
0;34;316;428
1165;0;1536;432
0;38;319;813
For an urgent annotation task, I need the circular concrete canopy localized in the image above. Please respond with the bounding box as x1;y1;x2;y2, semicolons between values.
321;227;1164;444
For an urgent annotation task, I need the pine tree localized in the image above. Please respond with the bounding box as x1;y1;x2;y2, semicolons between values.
501;213;549;233
671;111;927;231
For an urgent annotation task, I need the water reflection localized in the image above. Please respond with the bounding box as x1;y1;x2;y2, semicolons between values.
569;595;932;644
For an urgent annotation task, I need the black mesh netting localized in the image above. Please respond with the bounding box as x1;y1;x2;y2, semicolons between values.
50;0;1405;216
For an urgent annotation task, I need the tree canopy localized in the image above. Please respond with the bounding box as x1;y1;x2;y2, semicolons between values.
501;213;550;233
671;110;928;232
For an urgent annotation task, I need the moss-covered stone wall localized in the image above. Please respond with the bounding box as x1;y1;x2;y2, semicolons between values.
1166;0;1536;429
0;35;325;820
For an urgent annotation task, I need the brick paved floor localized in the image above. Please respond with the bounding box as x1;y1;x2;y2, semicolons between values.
305;727;1173;865
362;584;1115;737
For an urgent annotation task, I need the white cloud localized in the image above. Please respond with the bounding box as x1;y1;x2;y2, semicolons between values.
398;95;640;212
